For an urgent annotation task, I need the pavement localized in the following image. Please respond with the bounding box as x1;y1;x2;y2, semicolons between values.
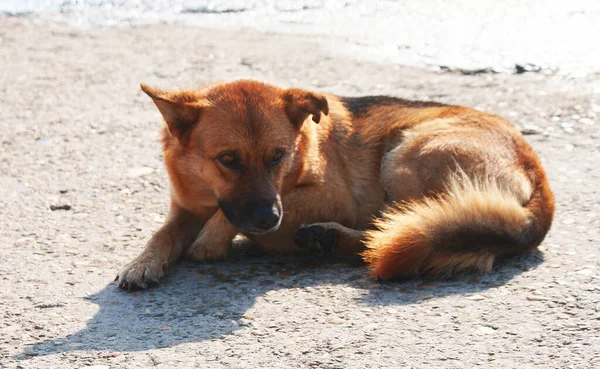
0;7;599;369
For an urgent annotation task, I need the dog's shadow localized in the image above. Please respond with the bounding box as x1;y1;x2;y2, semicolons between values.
23;247;543;356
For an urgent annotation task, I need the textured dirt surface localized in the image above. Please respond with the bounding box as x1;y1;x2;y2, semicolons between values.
1;17;599;368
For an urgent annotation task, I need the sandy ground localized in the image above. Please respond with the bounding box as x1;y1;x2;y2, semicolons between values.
1;16;599;369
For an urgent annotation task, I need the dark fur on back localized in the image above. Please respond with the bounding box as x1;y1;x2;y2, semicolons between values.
340;96;448;118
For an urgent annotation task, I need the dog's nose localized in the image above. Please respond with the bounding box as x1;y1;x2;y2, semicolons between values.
250;204;280;230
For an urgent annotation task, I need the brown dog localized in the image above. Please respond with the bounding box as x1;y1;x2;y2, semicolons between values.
116;80;554;289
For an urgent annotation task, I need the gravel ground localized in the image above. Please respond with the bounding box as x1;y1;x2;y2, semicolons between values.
1;17;599;369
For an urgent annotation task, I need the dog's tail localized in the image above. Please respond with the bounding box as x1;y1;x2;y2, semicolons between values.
361;169;554;279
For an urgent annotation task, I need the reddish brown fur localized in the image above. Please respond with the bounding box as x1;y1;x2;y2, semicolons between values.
116;79;555;289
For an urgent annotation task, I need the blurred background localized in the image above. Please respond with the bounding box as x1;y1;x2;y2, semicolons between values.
2;0;600;74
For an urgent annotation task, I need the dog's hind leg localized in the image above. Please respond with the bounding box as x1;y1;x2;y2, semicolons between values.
294;222;365;255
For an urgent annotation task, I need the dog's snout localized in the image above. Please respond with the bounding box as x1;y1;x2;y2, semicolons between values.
219;197;282;234
250;203;280;230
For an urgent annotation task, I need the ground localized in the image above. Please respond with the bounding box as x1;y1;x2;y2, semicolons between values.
0;17;599;369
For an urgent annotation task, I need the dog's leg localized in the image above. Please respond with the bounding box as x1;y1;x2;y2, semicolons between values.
185;210;238;262
116;205;203;290
294;222;365;255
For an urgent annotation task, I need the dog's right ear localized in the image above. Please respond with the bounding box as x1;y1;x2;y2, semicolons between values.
280;88;329;127
140;83;204;145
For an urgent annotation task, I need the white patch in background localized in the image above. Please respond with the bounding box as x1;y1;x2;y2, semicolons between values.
1;0;599;74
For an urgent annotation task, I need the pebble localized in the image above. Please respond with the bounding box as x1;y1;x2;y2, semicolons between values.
50;204;71;211
553;279;570;286
35;302;64;309
562;218;575;225
578;117;595;125
364;323;379;330
326;317;345;325
467;294;486;301
412;292;434;300
560;122;574;133
476;326;496;335
520;124;542;135
526;295;547;301
127;166;154;178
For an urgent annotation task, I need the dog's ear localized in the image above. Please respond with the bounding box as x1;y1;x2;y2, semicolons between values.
140;83;203;145
281;88;329;127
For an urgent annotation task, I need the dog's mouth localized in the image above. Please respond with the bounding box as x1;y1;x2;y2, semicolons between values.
232;220;282;235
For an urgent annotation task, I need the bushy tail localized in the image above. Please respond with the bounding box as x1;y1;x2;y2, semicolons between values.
362;171;554;279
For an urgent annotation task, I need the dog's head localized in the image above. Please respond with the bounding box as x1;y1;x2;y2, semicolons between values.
141;80;328;234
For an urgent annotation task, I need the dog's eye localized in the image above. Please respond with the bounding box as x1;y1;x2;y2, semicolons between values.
268;150;286;166
218;153;241;169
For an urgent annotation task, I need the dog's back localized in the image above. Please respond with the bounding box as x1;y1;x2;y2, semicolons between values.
326;95;555;278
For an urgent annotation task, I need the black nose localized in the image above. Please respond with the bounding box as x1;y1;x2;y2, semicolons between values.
250;203;280;230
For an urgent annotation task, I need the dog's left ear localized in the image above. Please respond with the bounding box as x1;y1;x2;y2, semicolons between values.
281;88;329;127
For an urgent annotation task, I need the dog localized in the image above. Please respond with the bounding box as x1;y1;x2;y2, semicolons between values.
116;79;554;289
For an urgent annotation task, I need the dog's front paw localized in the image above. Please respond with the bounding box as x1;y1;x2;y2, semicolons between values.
115;255;168;291
294;224;339;254
184;237;229;262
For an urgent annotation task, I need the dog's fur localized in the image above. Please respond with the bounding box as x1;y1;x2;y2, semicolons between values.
116;80;554;289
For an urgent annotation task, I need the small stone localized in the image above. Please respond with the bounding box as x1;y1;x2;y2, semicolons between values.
467;294;486;301
364;323;379;330
562;218;575;225
412;292;434;300
127;166;154;178
579;117;595;125
527;295;547;301
553;279;569;286
520;124;542;135
476;326;496;334
560;122;574;133
326;317;345;325
515;63;543;74
50;204;71;211
35;302;64;309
